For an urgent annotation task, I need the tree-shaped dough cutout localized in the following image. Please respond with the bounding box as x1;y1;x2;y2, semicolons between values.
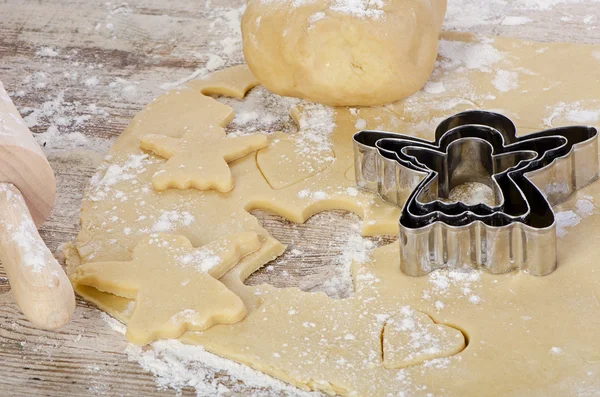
72;232;261;344
141;124;268;192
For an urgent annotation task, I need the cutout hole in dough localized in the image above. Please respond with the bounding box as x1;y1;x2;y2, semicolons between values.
246;210;395;299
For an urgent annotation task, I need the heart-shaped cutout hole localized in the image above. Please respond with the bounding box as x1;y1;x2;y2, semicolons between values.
382;307;466;369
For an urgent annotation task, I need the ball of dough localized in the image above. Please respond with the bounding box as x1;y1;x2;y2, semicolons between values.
241;0;447;107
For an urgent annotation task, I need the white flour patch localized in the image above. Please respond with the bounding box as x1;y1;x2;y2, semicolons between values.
221;86;301;135
178;247;221;273
501;16;533;25
101;314;320;396
294;102;336;173
423;269;483;306
492;69;519;92
550;346;564;355
519;0;600;11
543;101;600;126
151;210;195;232
316;222;375;299
555;197;596;238
20;90;109;152
0;185;48;274
424;81;446;94
445;0;600;29
83;76;100;87
354;118;367;130
329;0;386;19
445;182;496;207
438;39;504;72
160;5;246;90
108;77;138;99
385;306;455;361
262;0;386;19
36;47;60;57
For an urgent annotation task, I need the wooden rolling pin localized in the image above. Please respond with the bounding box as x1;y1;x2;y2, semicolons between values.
0;80;74;329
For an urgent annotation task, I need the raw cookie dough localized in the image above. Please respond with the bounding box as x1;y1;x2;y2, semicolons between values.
241;0;447;106
68;34;600;396
72;232;260;344
141;125;267;192
382;308;466;369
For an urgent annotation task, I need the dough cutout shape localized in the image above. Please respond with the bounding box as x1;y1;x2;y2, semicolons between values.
67;34;600;396
72;232;260;344
256;132;335;190
382;307;466;369
255;103;337;190
141;121;268;192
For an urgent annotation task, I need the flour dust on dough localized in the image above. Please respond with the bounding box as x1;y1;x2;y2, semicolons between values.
141;124;267;192
72;233;260;345
68;34;600;396
241;0;447;106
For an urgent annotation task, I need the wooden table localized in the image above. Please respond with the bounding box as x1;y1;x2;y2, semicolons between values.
0;0;599;395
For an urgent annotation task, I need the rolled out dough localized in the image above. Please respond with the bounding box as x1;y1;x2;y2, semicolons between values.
68;33;600;396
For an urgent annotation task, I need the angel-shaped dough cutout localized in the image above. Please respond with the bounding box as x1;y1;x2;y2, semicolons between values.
71;232;261;344
140;124;267;192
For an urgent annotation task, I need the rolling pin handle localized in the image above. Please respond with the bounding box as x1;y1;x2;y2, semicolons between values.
0;183;75;330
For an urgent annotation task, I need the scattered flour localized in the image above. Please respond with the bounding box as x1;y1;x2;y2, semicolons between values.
555;197;596;237
329;0;386;19
160;5;246;90
543;101;600;126
20;90;109;151
83;76;100;87
445;182;496;207
264;0;386;19
35;47;59;57
492;69;520;92
550;346;564;355
294;102;337;173
30;1;600;395
101;313;320;396
354;118;367;130
386;307;453;361
445;0;600;30
317;223;375;299
88;154;152;201
501;16;534;26
519;0;600;11
423;268;483;306
0;185;48;273
221;86;301;135
151;210;195;232
437;39;504;72
423;81;446;94
178;247;221;273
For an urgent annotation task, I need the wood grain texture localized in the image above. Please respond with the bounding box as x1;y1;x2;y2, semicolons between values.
0;81;55;225
0;0;599;395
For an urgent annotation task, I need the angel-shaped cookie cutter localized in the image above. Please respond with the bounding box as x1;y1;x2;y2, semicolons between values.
353;111;599;276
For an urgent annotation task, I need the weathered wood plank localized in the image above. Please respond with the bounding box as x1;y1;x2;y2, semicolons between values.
0;0;599;395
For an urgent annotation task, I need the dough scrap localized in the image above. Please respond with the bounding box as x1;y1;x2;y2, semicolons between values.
72;232;260;344
242;0;447;106
67;33;600;396
141;126;268;192
382;308;466;369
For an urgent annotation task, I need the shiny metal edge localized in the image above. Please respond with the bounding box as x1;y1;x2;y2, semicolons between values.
353;112;599;277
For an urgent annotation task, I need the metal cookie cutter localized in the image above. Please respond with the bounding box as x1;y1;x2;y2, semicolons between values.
353;111;599;276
